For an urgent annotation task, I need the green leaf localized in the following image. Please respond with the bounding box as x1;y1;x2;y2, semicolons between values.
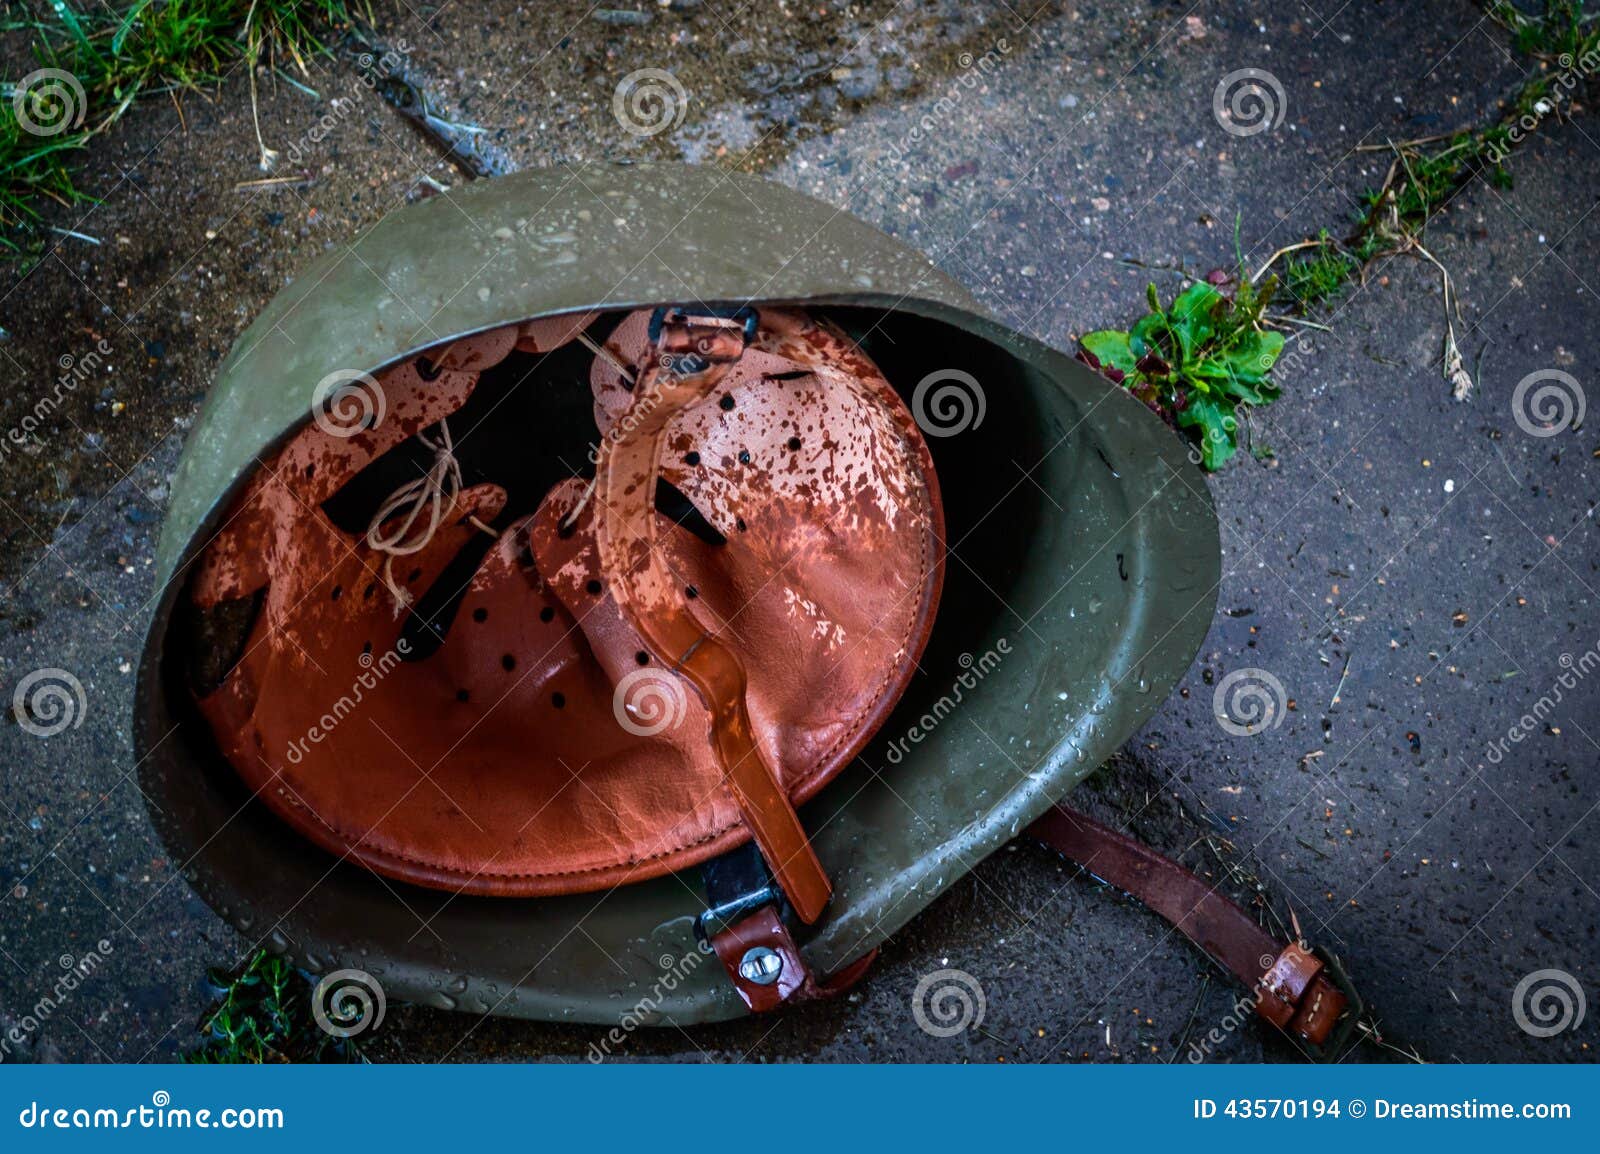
1129;313;1167;359
1171;281;1223;321
1176;395;1238;469
1212;329;1285;385
1080;330;1136;374
49;1;95;49
1212;375;1275;405
1168;282;1222;360
1233;328;1285;371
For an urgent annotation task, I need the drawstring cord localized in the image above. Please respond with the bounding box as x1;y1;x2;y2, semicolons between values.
560;332;634;535
576;331;635;386
365;418;498;613
365;333;632;603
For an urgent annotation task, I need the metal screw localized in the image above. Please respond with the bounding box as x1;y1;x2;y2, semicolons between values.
737;946;783;985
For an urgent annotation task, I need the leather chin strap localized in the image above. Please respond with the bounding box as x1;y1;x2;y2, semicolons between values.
1028;804;1354;1051
708;803;1355;1055
593;309;831;924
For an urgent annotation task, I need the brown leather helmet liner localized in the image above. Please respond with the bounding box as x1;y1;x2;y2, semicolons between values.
186;307;944;898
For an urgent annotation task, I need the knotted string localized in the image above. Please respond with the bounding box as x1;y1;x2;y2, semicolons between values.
365;419;498;613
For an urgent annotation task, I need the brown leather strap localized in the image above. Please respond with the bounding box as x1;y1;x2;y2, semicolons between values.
1029;803;1350;1047
593;311;832;924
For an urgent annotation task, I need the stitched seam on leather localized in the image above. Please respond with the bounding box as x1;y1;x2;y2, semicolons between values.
275;784;736;879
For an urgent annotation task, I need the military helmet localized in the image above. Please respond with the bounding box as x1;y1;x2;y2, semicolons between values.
136;163;1219;1025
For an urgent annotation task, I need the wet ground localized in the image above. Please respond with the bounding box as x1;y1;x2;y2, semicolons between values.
1;1;1596;1063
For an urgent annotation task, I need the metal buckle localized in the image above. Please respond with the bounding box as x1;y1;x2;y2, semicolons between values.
648;306;758;376
694;840;785;944
647;305;758;346
694;886;781;944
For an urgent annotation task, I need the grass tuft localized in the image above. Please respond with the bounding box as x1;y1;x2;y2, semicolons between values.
2;0;361;258
1282;230;1360;311
0;103;89;253
1260;1;1600;313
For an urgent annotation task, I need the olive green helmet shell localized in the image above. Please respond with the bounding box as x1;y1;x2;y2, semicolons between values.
136;163;1219;1024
